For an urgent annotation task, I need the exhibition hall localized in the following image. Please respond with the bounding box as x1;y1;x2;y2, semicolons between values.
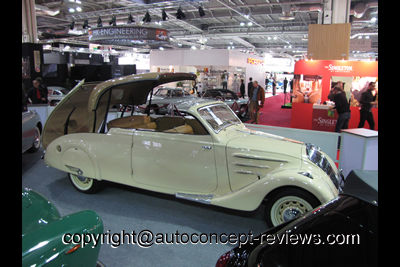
22;1;378;266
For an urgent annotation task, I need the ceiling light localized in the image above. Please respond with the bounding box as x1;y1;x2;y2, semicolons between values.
82;19;89;29
159;47;164;50
69;8;75;13
371;17;377;23
127;14;135;24
240;22;245;26
365;36;370;39
69;20;75;30
143;11;151;22
247;22;253;26
109;15;116;26
273;36;277;40
162;10;168;21
279;3;295;20
76;7;82;12
198;6;205;17
191;45;196;50
97;17;102;27
176;8;185;20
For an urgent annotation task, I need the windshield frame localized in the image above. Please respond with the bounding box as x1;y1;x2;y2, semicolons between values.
197;103;241;133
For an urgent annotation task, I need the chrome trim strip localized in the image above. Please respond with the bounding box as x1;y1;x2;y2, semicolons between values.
175;193;213;205
233;153;289;163
235;170;254;175
233;162;270;169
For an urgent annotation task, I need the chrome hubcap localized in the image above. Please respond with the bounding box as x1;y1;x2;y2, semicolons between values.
271;196;313;226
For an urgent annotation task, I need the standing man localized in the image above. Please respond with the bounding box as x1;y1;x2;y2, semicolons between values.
221;70;228;90
248;80;265;124
239;79;245;98
358;82;377;130
329;86;351;133
27;79;46;104
247;77;253;99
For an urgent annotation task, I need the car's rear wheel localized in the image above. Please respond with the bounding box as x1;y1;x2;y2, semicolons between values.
264;188;320;228
68;173;102;194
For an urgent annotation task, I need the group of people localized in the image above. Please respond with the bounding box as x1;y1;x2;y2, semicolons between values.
22;78;48;111
328;81;377;133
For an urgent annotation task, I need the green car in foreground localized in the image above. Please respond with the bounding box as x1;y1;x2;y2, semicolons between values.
22;188;103;266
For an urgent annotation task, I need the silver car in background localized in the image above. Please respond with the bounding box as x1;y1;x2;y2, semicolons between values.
169;89;249;119
22;110;42;153
138;87;199;114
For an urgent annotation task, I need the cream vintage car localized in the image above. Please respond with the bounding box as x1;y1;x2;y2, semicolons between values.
42;72;341;227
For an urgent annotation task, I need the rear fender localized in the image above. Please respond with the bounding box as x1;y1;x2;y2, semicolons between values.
61;147;97;179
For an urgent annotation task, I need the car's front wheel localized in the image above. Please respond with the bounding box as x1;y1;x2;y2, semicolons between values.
68;173;102;194
264;188;320;228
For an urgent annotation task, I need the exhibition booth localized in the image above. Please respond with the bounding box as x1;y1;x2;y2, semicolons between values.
290;60;378;131
149;49;267;95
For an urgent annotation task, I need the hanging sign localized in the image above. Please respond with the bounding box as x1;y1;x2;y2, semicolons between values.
88;26;169;46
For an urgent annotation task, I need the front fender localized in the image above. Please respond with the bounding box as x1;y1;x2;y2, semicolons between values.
22;210;103;267
210;169;338;211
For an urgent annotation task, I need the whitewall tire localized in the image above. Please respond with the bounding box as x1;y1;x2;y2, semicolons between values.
264;188;320;228
68;173;102;194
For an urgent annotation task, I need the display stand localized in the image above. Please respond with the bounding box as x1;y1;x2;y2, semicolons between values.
339;128;378;181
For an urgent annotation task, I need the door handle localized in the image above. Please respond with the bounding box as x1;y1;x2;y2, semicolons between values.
202;146;212;150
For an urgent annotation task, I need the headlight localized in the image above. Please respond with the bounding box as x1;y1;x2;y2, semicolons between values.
305;143;339;189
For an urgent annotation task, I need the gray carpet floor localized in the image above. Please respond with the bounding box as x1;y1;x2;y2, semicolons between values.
22;147;268;266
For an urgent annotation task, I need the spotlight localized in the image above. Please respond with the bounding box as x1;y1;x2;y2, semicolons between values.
97;17;102;27
143;11;151;22
198;6;205;17
109;15;116;26
82;19;89;29
127;13;135;24
176;8;185;20
69;20;75;30
162;10;168;21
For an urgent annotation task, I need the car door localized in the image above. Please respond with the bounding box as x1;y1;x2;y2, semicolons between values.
131;130;217;193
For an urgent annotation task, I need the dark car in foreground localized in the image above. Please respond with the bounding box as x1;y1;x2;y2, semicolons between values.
216;169;378;267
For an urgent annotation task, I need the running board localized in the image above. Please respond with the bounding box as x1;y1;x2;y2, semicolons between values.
175;193;213;205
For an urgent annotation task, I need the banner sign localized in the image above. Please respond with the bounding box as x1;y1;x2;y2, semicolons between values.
88;26;169;46
247;57;265;66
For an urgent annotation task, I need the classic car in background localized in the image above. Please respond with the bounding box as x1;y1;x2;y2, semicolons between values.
47;86;70;106
138;87;199;114
170;89;249;119
42;72;340;228
216;170;378;267
22;110;42;153
22;188;103;266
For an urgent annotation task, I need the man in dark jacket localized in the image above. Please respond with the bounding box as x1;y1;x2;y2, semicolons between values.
358;82;377;130
247;77;253;99
329;86;351;133
27;79;46;104
248;80;265;124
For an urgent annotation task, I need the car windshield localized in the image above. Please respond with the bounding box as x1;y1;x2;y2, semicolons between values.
198;104;241;133
154;89;170;97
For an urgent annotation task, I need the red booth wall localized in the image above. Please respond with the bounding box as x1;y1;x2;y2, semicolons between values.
291;60;378;131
